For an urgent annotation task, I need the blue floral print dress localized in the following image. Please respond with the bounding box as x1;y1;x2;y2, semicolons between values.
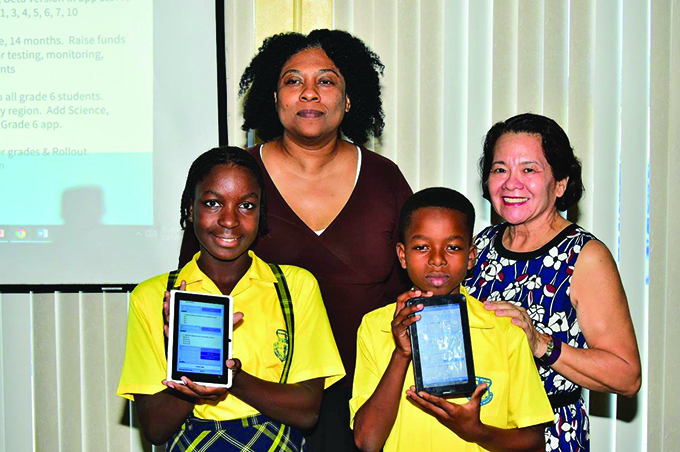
465;223;596;452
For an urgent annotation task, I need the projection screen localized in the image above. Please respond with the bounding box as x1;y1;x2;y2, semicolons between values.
0;0;226;284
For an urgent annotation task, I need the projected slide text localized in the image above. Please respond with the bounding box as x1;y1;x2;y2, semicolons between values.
0;0;153;229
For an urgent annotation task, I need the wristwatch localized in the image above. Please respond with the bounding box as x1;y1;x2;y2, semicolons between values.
539;335;562;366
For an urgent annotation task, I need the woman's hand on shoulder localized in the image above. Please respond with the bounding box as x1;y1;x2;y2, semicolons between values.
483;301;550;358
391;289;431;358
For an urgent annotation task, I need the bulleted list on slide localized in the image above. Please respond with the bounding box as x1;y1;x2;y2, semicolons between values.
0;0;152;227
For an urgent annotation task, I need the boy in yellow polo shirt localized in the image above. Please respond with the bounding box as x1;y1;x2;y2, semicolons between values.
351;188;553;452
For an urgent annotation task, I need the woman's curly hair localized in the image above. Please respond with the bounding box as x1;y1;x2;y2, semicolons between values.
239;29;385;145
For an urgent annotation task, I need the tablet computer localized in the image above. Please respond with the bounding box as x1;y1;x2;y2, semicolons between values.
167;290;233;388
407;293;476;397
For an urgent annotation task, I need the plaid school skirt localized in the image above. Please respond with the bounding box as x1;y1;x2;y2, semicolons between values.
166;414;306;452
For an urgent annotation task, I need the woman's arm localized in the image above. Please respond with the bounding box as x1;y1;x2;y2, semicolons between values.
550;240;641;395
486;240;641;396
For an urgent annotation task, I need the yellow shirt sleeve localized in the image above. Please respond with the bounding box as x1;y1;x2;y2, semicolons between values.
349;310;383;428
116;276;167;401
283;266;346;388
506;325;555;428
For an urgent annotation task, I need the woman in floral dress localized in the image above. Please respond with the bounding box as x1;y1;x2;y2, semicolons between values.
465;113;641;452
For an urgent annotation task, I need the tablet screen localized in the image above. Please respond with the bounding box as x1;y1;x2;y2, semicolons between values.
417;304;469;387
176;299;225;376
408;294;476;396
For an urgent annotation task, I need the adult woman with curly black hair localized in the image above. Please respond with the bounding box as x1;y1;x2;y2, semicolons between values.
180;29;411;452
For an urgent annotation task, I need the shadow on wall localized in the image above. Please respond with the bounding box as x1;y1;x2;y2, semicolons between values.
589;391;638;423
55;185;159;282
57;185;127;280
61;185;105;233
567;203;581;225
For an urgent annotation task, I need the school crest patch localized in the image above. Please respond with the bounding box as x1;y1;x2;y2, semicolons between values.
273;329;289;362
470;376;493;406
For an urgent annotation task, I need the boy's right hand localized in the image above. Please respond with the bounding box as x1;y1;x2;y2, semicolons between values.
391;289;431;358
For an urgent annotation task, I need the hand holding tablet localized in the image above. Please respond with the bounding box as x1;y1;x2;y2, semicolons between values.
166;290;234;388
391;289;429;358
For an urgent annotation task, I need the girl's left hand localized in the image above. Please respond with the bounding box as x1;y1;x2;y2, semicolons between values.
162;358;243;402
162;377;228;401
483;301;548;357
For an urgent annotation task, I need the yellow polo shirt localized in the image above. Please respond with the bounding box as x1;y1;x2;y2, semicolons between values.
350;287;553;452
117;251;345;420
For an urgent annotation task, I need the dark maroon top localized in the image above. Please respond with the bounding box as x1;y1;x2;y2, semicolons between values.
179;145;412;384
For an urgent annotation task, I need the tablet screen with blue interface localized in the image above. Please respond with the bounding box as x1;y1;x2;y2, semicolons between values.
177;300;224;374
168;291;233;387
408;294;476;396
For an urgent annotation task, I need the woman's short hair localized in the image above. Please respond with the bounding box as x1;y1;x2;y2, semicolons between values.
239;29;385;145
180;146;267;234
479;113;584;212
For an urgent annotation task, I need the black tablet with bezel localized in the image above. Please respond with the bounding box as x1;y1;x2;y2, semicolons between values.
167;290;233;388
407;293;476;397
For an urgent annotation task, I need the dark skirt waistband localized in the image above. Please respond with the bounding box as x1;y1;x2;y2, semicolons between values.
182;414;274;432
548;389;582;409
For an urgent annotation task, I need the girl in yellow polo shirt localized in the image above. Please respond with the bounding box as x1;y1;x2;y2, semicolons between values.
117;147;345;451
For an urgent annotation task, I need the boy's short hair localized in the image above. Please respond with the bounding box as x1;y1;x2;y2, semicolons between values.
399;187;475;243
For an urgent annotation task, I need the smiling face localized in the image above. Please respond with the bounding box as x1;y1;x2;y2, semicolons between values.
190;164;261;269
487;132;568;227
397;207;476;296
276;47;350;143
